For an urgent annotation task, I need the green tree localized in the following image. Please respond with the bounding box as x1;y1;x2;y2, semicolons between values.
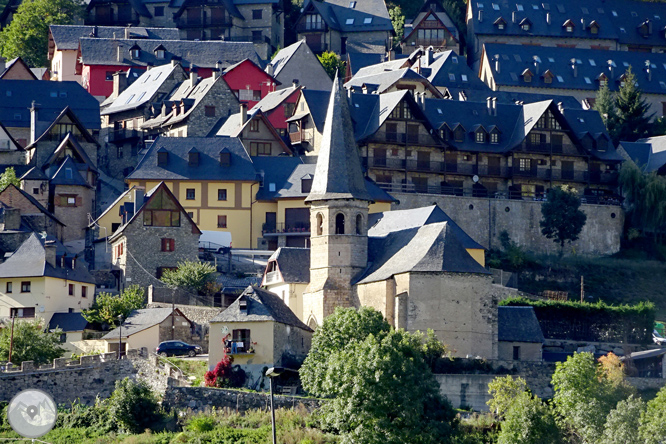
620;162;666;240
487;375;528;418
0;0;83;67
593;83;618;140
0;167;21;192
615;67;653;143
551;352;626;443
106;377;162;434
300;307;456;444
0;319;65;365
639;385;666;444
81;285;145;327
317;51;345;80
497;391;561;444
599;395;645;444
540;185;587;256
388;6;405;46
159;260;216;294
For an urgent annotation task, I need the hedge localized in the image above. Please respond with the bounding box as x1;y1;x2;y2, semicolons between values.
500;297;655;344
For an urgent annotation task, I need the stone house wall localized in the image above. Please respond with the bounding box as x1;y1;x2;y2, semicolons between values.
498;341;542;361
53;184;95;242
273;322;312;367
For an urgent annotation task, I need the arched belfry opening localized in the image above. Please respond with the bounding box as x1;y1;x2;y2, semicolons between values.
335;213;345;234
355;214;363;235
316;213;324;235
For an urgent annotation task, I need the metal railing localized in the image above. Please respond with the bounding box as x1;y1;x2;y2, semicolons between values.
109;128;141;143
368;131;439;146
262;222;311;234
176;15;233;28
295;22;328;33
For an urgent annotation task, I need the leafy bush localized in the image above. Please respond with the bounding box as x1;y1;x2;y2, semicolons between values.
0;318;66;365
500;297;655;344
107;378;163;434
55;398;113;432
82;285;146;328
204;354;246;388
186;414;216;433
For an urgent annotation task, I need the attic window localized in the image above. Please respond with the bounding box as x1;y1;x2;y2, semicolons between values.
157;150;168;166
490;130;499;143
449;73;456;81
492;3;499;9
475;128;486;143
452;56;458;64
497;21;505;29
301;175;313;193
521;22;531;31
155;48;165;59
130;47;140;59
346;18;354;25
516;4;523;10
590;22;599;34
523;71;533;82
349;1;356;7
66;168;73;179
188;150;199;166
364;17;372;24
239;297;248;311
219;151;231;166
461;74;468;82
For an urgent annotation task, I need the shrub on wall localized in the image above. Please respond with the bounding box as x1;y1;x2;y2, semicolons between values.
500;297;655;344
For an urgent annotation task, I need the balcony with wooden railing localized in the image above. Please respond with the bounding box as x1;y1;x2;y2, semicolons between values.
289;128;314;145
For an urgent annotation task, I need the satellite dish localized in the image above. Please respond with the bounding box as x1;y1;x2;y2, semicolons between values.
473;175;480;183
38;306;45;313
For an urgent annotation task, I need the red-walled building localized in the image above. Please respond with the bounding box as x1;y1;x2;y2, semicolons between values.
250;85;301;137
222;59;279;109
76;38;260;99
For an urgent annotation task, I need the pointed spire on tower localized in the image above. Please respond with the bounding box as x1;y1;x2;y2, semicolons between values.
305;72;372;202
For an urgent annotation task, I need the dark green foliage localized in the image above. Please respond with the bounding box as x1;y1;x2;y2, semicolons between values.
619;161;666;240
55;399;113;433
0;0;84;67
594;83;619;142
388;6;405;46
600;395;645;444
639;385;666;444
160;260;217;294
0;319;66;365
81;285;146;328
501;297;655;344
107;378;163;434
317;51;345;80
540;186;587;255
615;67;653;143
497;392;561;444
0;167;21;192
186;414;217;433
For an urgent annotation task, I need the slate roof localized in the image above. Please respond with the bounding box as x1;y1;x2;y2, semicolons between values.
101;63;183;115
356;221;490;284
461;89;582;108
300;0;393;33
267;247;310;283
347;52;385;77
49;25;181;51
0;184;64;226
483;43;666;95
368;205;484;250
299;89;332;132
128;136;257;181
0;234;96;284
0;80;100;130
78;38;261;69
498;306;545;343
102;308;191;339
270;40;304;77
420;50;487;92
210;285;313;331
48;312;90;332
345;67;440;95
250;86;300;114
49;156;91;187
620;135;666;173
626;348;666;361
306;76;373;202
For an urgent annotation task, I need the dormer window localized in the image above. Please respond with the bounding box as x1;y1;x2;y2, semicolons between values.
542;70;554;84
589;20;600;34
520;18;532;31
154;44;166;60
522;69;533;82
219;149;231;166
239;296;248;311
129;44;141;59
188;148;199;166
301;174;313;193
597;136;608;151
475;128;487;143
598;73;608;87
453;125;465;142
490;129;500;144
157;148;168;166
563;19;575;33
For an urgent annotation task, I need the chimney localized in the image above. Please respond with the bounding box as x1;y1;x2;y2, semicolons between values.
571;58;578;77
61;253;66;268
213;61;222;80
124;28;130;39
92;26;98;37
546;12;551;25
0;58;5;74
132;186;145;212
646;60;652;81
265;62;274;76
492;97;498;116
487;96;492;113
581;18;585;29
240;103;248;125
117;45;121;62
189;65;197;88
44;240;56;269
171;58;178;66
558;102;564;113
292;79;299;88
112;71;128;98
478;9;483;22
494;55;500;73
30;101;40;144
533;56;540;76
425;46;434;67
145;62;152;71
512;11;517;23
608;60;614;78
649;20;653;35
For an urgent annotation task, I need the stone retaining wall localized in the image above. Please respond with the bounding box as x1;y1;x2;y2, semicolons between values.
162;386;320;413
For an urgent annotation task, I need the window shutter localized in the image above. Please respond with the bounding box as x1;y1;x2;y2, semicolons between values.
170;239;175;251
76;196;82;206
161;238;167;251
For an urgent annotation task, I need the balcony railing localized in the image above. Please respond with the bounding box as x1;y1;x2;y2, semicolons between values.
265;271;280;285
295;22;328;33
518;142;579;154
374;182;622;205
110;129;141;143
368;131;439;146
176;15;233;27
262;222;311;235
415;38;449;47
225;340;255;354
289;130;313;145
364;157;479;175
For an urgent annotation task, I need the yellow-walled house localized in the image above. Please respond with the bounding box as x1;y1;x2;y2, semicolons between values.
262;248;309;319
121;136;394;251
208;286;313;387
0;234;95;325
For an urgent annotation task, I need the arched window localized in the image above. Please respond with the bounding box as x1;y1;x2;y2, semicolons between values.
355;214;363;235
335;213;345;234
316;213;324;235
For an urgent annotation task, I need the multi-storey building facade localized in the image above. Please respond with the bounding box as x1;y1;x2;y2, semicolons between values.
401;0;460;54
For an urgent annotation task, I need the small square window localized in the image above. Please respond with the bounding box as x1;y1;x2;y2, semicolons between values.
21;281;30;293
346;18;354;24
252;9;262;19
186;188;196;200
218;189;227;201
217;215;227;228
249;120;259;132
32;188;39;195
6;282;12;293
363;17;372;24
82;286;88;298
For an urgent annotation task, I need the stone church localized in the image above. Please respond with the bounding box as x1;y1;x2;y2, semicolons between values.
264;76;502;359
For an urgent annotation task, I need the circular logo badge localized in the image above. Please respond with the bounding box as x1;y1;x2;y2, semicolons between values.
7;389;57;438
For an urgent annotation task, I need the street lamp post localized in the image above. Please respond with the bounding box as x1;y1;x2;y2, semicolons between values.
266;367;284;444
117;315;123;359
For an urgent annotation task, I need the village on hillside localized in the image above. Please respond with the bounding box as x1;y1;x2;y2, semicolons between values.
0;0;666;442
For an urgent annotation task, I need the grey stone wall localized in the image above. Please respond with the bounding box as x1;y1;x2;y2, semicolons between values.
392;192;623;256
175;77;238;138
53;184;95;242
162;386;320;413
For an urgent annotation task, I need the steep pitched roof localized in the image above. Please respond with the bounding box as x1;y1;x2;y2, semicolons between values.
128;136;257;181
620;135;666;173
49;25;180;52
48;312;90;332
270;40;305;77
0;184;64;226
357;221;490;284
210;285;313;331
298;89;332;132
345;67;442;96
215;110;292;154
300;0;393;33
78;38;261;69
0;57;38;80
40;130;99;170
498;306;545;343
49;156;91;187
265;247;310;283
250;86;300;114
305;75;372;202
368;205;484;250
0;233;96;283
102;307;191;339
